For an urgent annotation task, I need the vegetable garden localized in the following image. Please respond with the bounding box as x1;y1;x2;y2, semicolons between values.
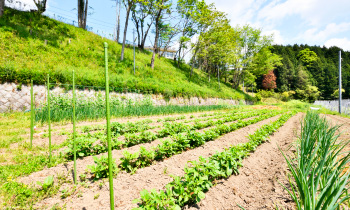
1;43;350;209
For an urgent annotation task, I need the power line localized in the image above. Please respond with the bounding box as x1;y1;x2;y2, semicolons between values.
46;10;114;30
49;5;116;26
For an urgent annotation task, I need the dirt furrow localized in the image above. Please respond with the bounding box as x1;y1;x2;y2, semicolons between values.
17;110;231;148
19;113;261;185
32;114;282;209
185;113;303;210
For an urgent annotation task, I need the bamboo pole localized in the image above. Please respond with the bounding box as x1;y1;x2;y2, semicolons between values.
104;42;115;210
30;80;34;148
73;70;77;184
47;74;52;163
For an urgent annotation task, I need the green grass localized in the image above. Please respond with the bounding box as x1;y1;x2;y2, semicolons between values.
0;7;252;100
34;92;231;123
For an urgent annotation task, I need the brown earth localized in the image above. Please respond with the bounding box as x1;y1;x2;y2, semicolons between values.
185;113;303;210
16;110;229;149
31;114;283;209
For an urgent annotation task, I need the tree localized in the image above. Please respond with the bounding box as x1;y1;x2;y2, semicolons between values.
0;0;4;17
262;70;277;90
121;0;137;61
230;25;273;89
150;0;172;69
176;0;198;67
297;48;318;68
78;0;88;29
33;0;47;14
112;0;121;42
131;0;154;49
189;1;227;77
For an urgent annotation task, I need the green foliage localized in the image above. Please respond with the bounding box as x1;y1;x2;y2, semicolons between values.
36;92;228;123
36;176;54;192
281;111;350;209
119;109;281;173
0;7;251;101
88;155;118;179
135;111;296;208
271;44;350;100
294;85;321;103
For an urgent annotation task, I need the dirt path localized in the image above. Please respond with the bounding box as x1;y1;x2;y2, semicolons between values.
32;115;283;209
185;113;303;210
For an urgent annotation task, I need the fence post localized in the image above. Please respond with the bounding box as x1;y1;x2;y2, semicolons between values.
30;80;34;148
104;42;115;210
73;70;77;184
47;74;52;163
339;50;342;114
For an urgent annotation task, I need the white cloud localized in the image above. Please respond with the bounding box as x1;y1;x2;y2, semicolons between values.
324;38;350;51
257;0;315;25
298;22;350;43
5;0;37;11
262;29;284;44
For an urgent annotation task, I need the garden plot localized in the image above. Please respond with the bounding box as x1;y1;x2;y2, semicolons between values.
17;110;228;148
2;107;350;209
19;109;267;184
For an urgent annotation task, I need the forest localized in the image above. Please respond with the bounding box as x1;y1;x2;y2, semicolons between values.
268;44;350;100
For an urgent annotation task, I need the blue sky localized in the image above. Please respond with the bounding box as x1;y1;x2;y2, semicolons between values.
207;0;350;50
6;0;350;51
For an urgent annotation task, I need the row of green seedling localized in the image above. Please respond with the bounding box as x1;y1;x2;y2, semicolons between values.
118;110;281;174
134;111;297;209
65;119;154;159
282;111;350;209
86;110;282;178
79;108;243;133
36;103;229;123
123;109;266;147
65;109;262;160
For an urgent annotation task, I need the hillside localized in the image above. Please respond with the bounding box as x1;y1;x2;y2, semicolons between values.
0;8;251;100
270;44;350;100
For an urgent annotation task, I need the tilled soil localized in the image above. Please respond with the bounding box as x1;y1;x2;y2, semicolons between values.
185;113;303;210
19;114;262;186
323;114;350;150
32;114;282;209
16;110;228;149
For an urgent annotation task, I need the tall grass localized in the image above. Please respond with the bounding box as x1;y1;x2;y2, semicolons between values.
35;93;230;123
282;111;350;209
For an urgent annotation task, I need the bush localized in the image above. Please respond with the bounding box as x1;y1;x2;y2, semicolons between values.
295;85;320;103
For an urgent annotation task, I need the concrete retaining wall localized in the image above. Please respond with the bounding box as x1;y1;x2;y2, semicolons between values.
0;83;251;112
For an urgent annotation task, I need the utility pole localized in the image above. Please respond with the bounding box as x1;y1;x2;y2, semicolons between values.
133;28;136;75
339;50;342;114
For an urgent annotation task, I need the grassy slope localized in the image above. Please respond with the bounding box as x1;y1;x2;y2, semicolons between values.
0;8;251;100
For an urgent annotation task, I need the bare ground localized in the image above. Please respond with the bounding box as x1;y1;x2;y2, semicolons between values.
15;110;229;149
19;113;261;187
31;114;282;209
185;112;303;210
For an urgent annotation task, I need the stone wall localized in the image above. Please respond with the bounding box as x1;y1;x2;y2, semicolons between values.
0;83;251;112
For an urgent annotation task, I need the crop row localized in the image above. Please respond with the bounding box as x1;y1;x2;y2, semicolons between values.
118;110;281;173
79;108;244;133
134;111;297;209
283;111;350;209
65;109;261;160
87;110;282;178
123;109;265;147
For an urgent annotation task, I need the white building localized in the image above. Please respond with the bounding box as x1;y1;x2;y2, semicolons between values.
145;47;177;60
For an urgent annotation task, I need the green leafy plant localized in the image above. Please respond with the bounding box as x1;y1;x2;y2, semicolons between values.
36;176;54;192
281;111;350;209
134;111;296;208
88;155;118;179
